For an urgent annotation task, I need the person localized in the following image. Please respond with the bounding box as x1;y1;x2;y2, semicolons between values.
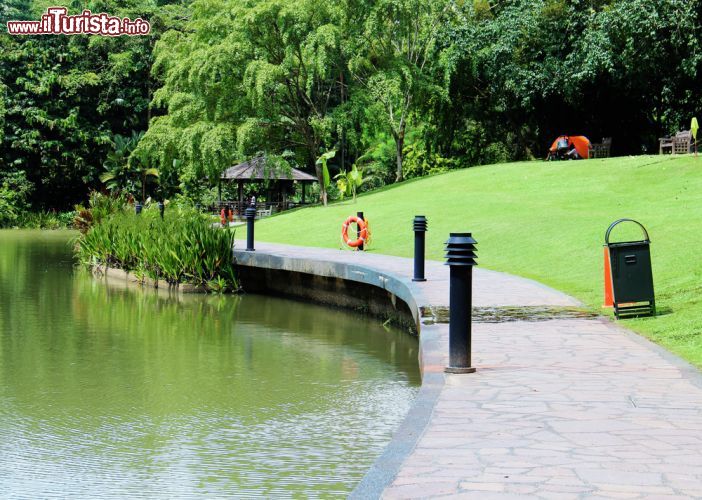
566;144;581;160
220;207;227;227
556;137;570;159
250;195;256;208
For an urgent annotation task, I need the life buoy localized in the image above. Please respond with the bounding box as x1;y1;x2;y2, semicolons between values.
341;216;368;248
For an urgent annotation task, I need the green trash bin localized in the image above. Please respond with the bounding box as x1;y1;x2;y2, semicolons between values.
604;219;656;319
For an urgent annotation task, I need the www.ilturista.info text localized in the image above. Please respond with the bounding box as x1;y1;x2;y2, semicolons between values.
6;7;151;36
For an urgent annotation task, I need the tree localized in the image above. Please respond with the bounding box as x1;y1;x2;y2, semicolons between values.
100;131;160;203
240;0;346;203
0;0;191;210
0;0;32;28
433;0;702;160
347;0;453;182
0;82;6;144
137;0;347;205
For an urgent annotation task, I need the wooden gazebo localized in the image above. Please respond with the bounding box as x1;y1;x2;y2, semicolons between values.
219;156;317;214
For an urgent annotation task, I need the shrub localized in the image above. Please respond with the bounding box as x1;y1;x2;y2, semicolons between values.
15;211;77;229
75;207;238;292
73;191;129;233
402;142;462;179
0;171;32;227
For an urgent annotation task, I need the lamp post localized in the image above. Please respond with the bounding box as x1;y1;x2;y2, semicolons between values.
444;233;478;374
245;207;256;251
413;216;428;282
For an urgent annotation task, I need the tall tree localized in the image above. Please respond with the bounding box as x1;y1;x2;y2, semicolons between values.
347;0;453;182
240;0;345;205
0;1;190;209
0;34;112;208
138;0;346;205
434;0;702;160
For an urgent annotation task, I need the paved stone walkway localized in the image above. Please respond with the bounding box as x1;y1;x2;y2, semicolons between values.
234;242;702;499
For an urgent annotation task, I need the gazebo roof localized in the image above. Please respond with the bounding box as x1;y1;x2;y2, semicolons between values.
221;156;317;183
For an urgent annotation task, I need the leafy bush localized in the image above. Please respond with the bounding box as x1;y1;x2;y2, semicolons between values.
73;191;129;233
0;170;75;229
0;171;32;227
482;143;510;166
75;207;238;292
14;211;77;229
402;142;462;180
357;134;396;189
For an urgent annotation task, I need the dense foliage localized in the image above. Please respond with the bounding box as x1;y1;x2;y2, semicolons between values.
0;0;188;211
75;205;238;292
1;0;701;211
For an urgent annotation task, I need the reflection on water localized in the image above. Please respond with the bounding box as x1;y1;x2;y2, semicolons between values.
0;230;419;497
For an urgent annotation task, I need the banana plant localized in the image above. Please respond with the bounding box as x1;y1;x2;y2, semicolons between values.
315;150;336;206
334;164;365;202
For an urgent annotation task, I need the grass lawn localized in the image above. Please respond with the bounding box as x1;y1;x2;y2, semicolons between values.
243;155;702;368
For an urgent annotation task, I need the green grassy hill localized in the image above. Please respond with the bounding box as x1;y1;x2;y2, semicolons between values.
245;155;702;367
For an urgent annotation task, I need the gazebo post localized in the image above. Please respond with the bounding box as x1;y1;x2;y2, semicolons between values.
302;183;306;204
238;181;244;213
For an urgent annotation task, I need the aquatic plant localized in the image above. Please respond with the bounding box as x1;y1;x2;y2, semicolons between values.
73;191;130;233
75;206;238;292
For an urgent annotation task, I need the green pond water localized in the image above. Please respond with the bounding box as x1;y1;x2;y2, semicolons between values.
0;230;420;498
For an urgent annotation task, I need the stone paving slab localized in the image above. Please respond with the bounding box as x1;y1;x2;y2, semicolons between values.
384;319;702;499
232;241;702;499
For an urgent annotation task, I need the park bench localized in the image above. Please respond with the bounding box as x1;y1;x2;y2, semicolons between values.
659;130;691;155
589;137;612;159
256;207;272;219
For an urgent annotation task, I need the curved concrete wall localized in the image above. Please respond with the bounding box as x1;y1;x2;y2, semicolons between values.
233;242;449;498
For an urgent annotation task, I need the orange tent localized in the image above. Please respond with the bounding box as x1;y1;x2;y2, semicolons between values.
549;135;591;159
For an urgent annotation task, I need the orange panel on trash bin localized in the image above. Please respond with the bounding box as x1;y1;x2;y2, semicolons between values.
603;246;613;307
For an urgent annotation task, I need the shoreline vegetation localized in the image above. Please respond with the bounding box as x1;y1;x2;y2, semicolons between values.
74;198;238;293
1;211;76;230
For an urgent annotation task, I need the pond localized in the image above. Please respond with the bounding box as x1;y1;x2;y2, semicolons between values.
0;230;420;498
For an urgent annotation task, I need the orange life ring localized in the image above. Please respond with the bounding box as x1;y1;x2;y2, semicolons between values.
342;216;368;248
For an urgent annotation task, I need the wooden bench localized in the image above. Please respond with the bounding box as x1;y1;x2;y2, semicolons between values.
659;130;692;155
589;137;612;159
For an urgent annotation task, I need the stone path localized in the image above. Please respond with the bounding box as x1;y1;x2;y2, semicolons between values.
234;242;702;499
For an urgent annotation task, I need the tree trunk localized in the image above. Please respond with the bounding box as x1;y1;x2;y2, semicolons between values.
313;160;327;206
340;71;346;172
394;133;405;183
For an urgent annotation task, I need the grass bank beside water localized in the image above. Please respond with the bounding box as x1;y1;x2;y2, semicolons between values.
244;155;702;367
